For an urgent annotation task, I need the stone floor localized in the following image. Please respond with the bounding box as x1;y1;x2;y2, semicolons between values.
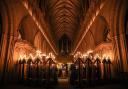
0;79;128;89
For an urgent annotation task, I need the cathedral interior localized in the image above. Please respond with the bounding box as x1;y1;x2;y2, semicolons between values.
0;0;128;89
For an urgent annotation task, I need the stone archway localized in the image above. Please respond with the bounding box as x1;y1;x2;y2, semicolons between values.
59;34;72;56
112;0;128;73
17;15;39;45
89;15;111;47
0;0;15;83
34;31;43;50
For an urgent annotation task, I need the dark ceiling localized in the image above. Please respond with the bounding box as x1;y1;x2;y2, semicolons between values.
39;0;89;41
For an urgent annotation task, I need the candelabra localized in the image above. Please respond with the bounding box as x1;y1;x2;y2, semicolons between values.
73;50;112;86
73;52;84;87
45;53;56;84
17;50;47;84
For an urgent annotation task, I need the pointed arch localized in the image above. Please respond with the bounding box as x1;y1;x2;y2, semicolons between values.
18;15;39;45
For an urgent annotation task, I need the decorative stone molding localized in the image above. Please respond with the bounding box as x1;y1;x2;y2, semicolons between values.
13;40;36;63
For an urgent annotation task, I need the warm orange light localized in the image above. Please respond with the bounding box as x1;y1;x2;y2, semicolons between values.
45;52;56;63
72;0;106;54
29;53;35;61
22;1;58;55
18;54;28;61
87;49;93;54
94;54;101;60
83;53;88;59
35;50;43;60
102;52;113;62
74;51;83;59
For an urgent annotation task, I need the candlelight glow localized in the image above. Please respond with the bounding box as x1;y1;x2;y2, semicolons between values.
74;51;83;59
35;50;43;59
87;49;93;54
94;54;100;59
29;53;35;60
1;0;126;86
102;52;113;61
42;53;46;57
18;55;24;61
83;53;88;58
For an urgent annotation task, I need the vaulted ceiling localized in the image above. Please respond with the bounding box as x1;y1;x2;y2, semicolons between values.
40;0;89;41
2;0;127;56
15;0;110;54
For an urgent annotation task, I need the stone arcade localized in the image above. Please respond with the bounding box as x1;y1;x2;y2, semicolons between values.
0;0;128;89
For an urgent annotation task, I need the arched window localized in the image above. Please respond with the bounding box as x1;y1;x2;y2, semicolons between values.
19;27;24;40
39;0;46;11
0;14;2;44
39;0;42;10
103;27;111;42
59;34;72;56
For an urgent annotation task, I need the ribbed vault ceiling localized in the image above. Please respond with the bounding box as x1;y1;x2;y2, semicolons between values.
41;0;88;41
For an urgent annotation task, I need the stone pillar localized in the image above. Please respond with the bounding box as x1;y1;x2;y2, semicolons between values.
118;33;128;72
0;33;8;82
0;33;15;83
